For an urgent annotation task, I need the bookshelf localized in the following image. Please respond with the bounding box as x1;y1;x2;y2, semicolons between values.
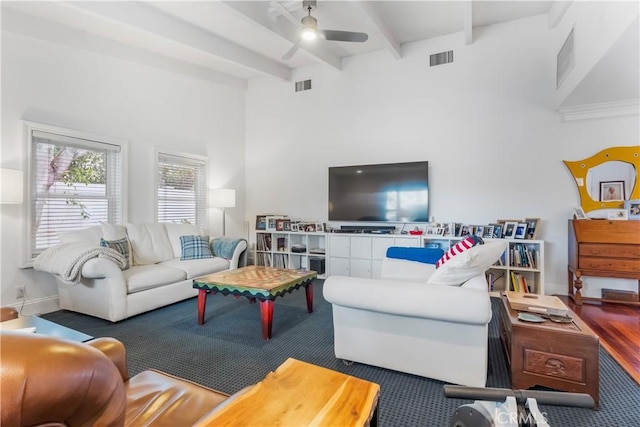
421;236;545;296
255;231;327;278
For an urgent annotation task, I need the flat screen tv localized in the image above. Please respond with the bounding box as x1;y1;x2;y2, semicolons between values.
328;161;429;222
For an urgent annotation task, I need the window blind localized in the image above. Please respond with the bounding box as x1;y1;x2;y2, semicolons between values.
156;153;206;227
30;130;123;257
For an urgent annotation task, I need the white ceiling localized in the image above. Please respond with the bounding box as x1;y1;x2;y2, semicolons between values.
2;1;553;82
2;1;637;107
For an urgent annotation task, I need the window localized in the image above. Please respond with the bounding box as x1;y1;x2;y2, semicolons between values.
156;151;207;227
27;123;125;259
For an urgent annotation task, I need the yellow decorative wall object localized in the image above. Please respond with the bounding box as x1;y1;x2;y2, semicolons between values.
564;146;640;213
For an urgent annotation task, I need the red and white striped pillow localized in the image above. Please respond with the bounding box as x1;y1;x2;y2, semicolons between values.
436;235;484;269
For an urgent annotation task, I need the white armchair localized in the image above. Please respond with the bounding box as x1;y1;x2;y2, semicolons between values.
323;241;507;387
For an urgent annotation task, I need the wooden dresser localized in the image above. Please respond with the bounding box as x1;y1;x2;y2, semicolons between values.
568;219;640;306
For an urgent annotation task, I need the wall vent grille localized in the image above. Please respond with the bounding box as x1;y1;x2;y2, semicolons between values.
557;27;575;88
430;50;454;66
295;79;312;92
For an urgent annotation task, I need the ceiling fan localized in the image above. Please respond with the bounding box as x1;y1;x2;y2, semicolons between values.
277;0;369;60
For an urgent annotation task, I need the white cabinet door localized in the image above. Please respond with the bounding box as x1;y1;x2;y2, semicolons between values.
329;257;350;276
329;235;350;258
350;258;371;278
350;236;372;259
394;237;420;247
371;259;383;279
371;236;395;260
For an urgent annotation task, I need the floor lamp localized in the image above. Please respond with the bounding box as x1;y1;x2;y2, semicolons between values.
211;189;235;236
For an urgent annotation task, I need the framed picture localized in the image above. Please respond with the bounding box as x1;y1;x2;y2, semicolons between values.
607;209;628;220
460;225;470;237
315;222;325;232
255;215;267;230
436;227;445;236
265;216;279;231
453;223;462;237
524;218;540;239
625;199;640;220
275;219;288;231
599;180;625;202
514;223;528;239
474;226;484;238
301;223;316;232
490;223;503;238
503;221;518;239
291;223;299;232
573;207;588;220
443;222;454;237
426;226;438;235
482;225;494;239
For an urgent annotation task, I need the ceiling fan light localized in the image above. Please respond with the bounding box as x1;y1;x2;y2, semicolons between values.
301;15;317;40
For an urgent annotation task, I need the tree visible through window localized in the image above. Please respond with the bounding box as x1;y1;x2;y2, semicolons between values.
156;152;206;226
29;126;124;258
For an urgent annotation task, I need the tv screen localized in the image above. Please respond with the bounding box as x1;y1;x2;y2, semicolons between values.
328;161;429;222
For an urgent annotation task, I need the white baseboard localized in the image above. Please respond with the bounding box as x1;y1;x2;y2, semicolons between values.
8;296;60;316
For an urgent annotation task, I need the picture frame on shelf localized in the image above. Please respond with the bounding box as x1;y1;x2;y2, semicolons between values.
607;209;628;220
490;223;503;238
436;227;445;236
315;223;325;232
524;218;540;239
275;219;288;231
503;221;518;238
514;223;528;239
291;223;299;232
255;215;267;230
482;225;494;239
265;216;280;231
426;226;438;235
474;226;484;238
453;223;462;237
625;199;640;220
573;207;588;220
443;222;454;237
301;223;316;232
599;180;625;202
460;225;470;237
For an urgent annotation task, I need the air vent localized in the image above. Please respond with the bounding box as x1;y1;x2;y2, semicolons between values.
430;50;454;67
295;79;312;92
557;28;575;88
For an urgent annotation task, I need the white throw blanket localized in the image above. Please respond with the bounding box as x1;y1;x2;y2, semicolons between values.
34;242;127;285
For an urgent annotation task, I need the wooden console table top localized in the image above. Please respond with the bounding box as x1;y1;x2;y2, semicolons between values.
197;358;380;426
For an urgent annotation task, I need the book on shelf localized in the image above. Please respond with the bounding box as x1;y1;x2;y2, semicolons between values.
510;271;530;293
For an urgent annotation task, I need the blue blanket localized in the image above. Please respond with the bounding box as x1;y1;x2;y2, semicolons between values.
386;247;444;265
211;238;245;260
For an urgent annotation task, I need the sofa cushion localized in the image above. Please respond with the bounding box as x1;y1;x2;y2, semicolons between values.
380;258;436;282
386;247;444;264
57;226;103;245
427;240;507;286
160;257;230;279
100;238;130;270
123;264;187;293
100;222;133;267
211;238;244;259
164;223;204;258
126;223;174;266
436;235;483;268
180;235;214;260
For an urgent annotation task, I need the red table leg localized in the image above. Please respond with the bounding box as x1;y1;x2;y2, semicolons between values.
197;289;207;325
304;282;314;313
259;300;274;340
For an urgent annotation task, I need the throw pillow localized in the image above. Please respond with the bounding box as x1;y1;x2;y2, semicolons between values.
211;237;244;259
100;222;132;267
427;240;508;286
386;247;444;265
436;235;483;268
180;235;214;260
99;237;130;270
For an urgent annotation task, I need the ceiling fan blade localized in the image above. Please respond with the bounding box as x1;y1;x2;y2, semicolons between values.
282;40;301;60
318;30;368;43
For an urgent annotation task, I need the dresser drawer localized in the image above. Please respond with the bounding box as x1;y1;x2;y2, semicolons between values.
579;243;640;259
579;256;640;273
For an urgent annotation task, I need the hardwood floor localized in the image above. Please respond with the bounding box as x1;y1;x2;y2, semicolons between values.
558;296;640;384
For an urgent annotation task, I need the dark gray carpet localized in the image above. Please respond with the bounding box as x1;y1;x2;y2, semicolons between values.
43;281;639;426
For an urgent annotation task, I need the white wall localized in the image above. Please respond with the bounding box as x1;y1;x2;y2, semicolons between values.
0;32;246;312
245;14;639;296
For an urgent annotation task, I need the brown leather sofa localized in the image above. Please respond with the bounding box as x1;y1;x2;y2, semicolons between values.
0;331;241;426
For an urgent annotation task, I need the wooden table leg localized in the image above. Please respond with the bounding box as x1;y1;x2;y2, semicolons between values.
304;282;313;313
259;299;274;340
197;289;207;325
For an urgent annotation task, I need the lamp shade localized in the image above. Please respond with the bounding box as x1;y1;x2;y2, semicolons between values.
1;168;23;204
211;189;236;208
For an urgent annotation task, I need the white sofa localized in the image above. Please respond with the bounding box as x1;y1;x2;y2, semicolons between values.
51;223;247;322
323;240;507;387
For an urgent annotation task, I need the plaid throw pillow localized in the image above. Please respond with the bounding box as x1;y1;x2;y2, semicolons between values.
180;235;213;260
436;235;483;269
100;237;130;270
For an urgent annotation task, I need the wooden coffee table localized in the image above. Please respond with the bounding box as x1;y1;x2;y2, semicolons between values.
498;293;600;408
193;266;317;340
197;358;380;426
